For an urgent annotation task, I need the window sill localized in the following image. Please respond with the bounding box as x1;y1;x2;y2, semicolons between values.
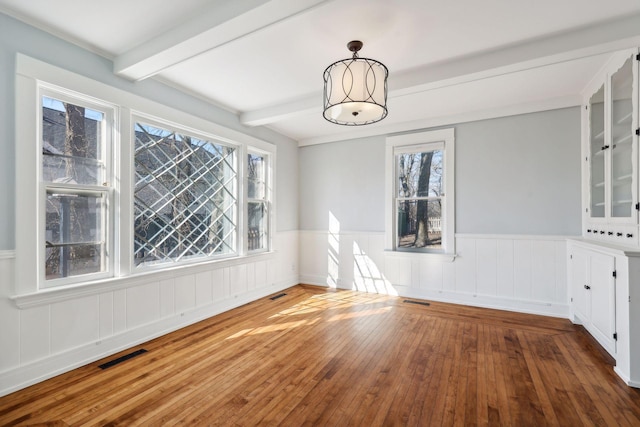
11;251;277;309
384;250;456;262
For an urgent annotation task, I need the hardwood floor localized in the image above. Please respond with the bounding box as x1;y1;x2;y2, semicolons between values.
1;284;640;426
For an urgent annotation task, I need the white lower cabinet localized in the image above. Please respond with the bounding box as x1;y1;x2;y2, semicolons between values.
568;239;640;388
570;247;616;355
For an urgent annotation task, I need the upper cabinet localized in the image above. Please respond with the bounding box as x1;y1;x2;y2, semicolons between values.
583;50;639;245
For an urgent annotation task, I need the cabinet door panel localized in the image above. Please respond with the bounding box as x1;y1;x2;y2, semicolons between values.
589;252;616;353
571;250;589;321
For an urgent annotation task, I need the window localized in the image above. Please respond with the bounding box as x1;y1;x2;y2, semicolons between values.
15;54;276;296
395;145;444;250
247;152;269;252
41;92;114;286
386;129;455;255
133;121;237;266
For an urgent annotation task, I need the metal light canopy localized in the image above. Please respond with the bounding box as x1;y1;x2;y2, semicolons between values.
323;40;388;126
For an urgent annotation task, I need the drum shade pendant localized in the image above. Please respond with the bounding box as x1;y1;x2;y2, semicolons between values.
323;40;388;125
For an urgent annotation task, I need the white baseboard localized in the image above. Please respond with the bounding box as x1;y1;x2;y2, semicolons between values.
300;274;570;319
614;367;640;389
392;285;570;318
0;279;296;398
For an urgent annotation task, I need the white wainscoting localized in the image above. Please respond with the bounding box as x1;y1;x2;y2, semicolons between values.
0;231;298;397
299;231;569;318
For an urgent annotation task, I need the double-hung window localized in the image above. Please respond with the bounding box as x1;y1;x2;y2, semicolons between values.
247;151;270;252
386;129;455;255
40;90;115;286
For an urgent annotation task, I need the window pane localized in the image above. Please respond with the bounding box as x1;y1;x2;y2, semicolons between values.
396;150;443;198
42;96;105;185
46;192;103;244
248;201;267;251
45;244;103;280
134;122;237;266
45;191;105;279
589;84;605;218
397;199;442;249
248;154;266;199
611;57;633;218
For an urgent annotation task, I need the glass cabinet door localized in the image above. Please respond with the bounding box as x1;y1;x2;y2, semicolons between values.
610;56;634;218
589;84;605;218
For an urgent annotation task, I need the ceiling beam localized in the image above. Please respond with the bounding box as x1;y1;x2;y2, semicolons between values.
240;12;640;127
114;0;330;81
298;95;582;147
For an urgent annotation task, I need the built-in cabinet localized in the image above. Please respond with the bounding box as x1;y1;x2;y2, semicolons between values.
568;240;640;388
573;48;640;388
583;49;639;244
569;245;616;356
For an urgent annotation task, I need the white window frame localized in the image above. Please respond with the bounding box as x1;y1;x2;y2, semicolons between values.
14;54;276;301
385;128;455;257
131;113;241;271
246;148;272;254
39;87;117;288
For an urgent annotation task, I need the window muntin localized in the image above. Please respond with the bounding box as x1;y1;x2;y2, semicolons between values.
247;153;268;252
395;145;444;250
133;121;238;266
41;93;112;285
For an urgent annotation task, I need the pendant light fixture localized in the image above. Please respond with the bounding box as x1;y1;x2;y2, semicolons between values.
323;40;388;125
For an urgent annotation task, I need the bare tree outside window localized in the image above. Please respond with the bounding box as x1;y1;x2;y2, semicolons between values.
42;96;106;280
396;149;443;249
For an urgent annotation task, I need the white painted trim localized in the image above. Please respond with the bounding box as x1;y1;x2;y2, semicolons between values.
0;278;297;398
455;233;572;241
0;6;114;59
11;251;278;309
393;286;570;319
299;95;580;146
16;54;271;149
14;54;278;297
614;367;640;388
298;229;384;236
247;13;640;133
300;277;569;319
113;0;330;81
568;238;640;257
0;250;15;260
383;250;456;262
385;128;455;255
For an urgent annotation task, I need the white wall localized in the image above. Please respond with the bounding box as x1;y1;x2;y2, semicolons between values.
298;109;581;315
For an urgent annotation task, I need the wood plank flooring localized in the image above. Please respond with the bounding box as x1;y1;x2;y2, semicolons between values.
1;284;640;426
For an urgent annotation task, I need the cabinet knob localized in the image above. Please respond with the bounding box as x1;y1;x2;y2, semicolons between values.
627;234;634;238
600;231;605;234
584;285;591;290
601;145;610;150
608;232;613;235
617;233;623;237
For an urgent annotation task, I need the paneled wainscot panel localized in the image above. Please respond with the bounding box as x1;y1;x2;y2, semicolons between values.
299;232;568;317
0;231;299;397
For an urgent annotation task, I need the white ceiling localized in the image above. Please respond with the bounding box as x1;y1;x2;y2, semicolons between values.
2;0;640;145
